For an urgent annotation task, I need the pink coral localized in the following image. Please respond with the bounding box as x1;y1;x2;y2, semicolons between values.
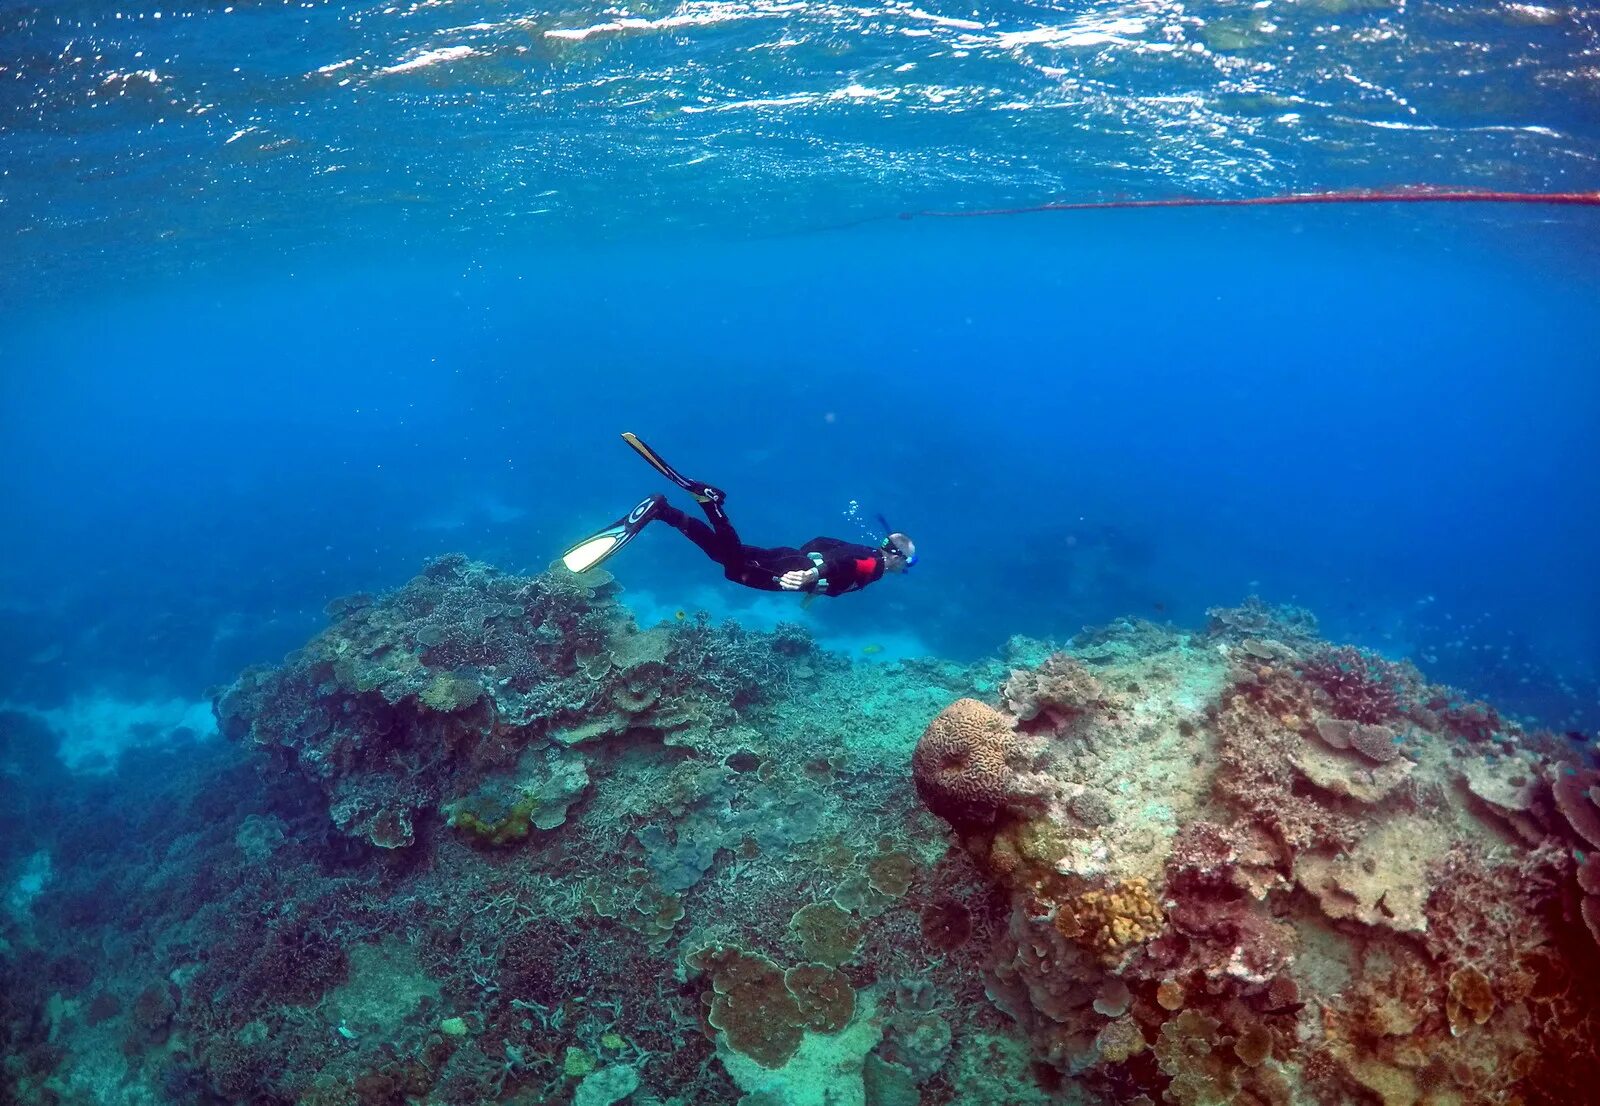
1150;823;1296;995
1550;765;1600;848
1299;645;1411;724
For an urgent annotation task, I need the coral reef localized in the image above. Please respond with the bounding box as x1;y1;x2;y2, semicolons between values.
911;602;1600;1105
3;572;1598;1106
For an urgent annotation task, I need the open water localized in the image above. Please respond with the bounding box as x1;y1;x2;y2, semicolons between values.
5;0;1600;719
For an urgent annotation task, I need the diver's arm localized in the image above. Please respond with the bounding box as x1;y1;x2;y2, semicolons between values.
778;567;820;591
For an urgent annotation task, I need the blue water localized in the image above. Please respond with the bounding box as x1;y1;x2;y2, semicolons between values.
2;0;1599;731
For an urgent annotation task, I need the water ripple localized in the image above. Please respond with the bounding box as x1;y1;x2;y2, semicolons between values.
1;0;1596;288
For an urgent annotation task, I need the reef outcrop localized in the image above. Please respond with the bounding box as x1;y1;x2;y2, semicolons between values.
213;554;800;851
913;601;1600;1105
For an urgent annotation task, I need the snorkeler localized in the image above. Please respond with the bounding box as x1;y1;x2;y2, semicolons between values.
561;433;916;597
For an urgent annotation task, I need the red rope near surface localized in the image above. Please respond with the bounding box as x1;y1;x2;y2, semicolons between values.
908;187;1600;218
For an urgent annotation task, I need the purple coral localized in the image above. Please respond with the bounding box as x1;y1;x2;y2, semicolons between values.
1155;824;1294;994
1550;765;1600;848
1299;645;1410;724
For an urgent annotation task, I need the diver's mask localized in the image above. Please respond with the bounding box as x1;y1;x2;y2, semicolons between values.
877;514;918;568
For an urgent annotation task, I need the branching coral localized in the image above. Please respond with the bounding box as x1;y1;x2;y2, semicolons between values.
1210;666;1364;854
1298;645;1414;725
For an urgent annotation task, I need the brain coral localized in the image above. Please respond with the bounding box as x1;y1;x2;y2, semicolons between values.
912;698;1024;832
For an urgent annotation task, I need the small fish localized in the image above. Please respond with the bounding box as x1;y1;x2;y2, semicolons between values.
862;643;884;656
675;609;687;621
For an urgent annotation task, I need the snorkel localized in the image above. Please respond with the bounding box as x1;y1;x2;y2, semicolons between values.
876;513;918;568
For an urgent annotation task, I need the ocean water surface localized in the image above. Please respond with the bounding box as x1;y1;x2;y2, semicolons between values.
2;0;1600;1103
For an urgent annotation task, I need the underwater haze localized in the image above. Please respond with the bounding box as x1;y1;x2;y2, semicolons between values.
4;211;1599;725
4;0;1600;1103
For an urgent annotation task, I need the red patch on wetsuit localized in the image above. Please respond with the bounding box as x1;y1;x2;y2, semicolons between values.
853;557;877;580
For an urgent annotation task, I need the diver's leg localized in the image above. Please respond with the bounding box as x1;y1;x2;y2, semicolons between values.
622;433;726;504
694;497;744;559
656;501;736;563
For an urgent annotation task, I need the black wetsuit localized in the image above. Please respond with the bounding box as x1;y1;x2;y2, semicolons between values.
657;498;885;597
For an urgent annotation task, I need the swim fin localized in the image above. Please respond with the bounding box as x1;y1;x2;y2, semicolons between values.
621;432;725;504
560;494;664;573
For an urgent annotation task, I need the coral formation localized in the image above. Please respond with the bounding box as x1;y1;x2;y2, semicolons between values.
4;570;1599;1106
909;606;1600;1105
910;697;1029;832
1051;877;1165;964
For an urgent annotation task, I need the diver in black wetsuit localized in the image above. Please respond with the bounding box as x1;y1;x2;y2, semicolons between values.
560;433;916;597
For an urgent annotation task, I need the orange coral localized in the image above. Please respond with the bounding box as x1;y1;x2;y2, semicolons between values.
1154;1009;1240;1103
987;817;1073;891
784;964;854;1033
1052;878;1165;964
1234;1025;1273;1067
866;850;917;897
701;949;804;1068
1446;967;1495;1036
694;947;857;1069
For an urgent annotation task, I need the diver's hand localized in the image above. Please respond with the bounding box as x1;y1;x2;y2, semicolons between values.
778;568;818;591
